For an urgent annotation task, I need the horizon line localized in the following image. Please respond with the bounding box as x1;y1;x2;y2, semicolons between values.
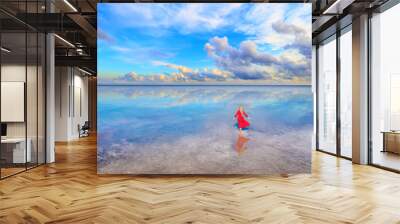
98;83;312;87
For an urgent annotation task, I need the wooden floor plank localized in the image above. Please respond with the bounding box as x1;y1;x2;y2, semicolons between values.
0;135;400;223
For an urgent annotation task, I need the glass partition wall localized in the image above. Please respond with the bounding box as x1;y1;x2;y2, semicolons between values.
0;1;46;179
316;26;352;159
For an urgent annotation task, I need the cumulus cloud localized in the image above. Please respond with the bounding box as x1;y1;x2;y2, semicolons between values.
271;21;311;58
205;36;310;82
114;62;233;83
111;35;310;84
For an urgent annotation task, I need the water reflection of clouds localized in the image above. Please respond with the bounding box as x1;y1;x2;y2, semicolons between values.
98;86;313;144
99;86;312;108
98;85;313;174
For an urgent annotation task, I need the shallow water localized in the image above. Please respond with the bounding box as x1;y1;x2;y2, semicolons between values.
98;85;313;174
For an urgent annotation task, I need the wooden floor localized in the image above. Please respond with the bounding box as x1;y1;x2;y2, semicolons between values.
1;135;400;224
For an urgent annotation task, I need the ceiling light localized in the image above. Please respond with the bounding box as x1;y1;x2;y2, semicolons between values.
1;47;11;53
78;67;93;76
322;0;355;15
63;0;78;12
54;34;75;48
76;48;84;55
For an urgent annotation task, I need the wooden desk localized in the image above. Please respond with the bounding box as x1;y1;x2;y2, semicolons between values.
1;138;31;163
381;131;400;154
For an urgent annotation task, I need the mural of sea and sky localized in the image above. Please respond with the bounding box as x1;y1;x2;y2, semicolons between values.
98;3;313;174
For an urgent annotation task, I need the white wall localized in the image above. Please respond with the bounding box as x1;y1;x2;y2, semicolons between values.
55;67;89;141
1;65;26;139
72;73;89;138
1;65;41;138
55;67;70;141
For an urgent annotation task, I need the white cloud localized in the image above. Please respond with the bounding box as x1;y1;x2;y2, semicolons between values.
115;61;234;83
104;3;243;34
205;36;310;82
152;61;193;73
111;46;131;53
234;3;311;53
280;49;307;66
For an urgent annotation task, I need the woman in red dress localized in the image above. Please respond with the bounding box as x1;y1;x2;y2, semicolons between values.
234;105;250;134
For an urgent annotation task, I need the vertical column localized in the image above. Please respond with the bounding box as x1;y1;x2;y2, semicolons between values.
46;1;55;163
352;14;369;164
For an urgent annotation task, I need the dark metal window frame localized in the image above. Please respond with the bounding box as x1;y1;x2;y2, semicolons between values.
315;22;353;161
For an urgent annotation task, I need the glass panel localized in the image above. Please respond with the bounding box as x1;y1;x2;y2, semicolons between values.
26;0;39;169
340;29;352;158
318;37;337;154
1;30;27;177
27;31;38;169
38;32;45;165
371;4;400;171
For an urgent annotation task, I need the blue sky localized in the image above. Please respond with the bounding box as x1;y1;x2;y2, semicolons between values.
98;3;311;84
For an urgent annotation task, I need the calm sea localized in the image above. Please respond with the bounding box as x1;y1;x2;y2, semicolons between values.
98;85;313;174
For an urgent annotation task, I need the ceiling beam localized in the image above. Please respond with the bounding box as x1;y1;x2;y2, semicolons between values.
55;55;96;73
67;13;97;46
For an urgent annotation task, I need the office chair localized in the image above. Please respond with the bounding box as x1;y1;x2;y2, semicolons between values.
79;121;90;138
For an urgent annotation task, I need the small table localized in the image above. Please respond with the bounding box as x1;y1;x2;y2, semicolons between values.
381;131;400;154
1;138;31;163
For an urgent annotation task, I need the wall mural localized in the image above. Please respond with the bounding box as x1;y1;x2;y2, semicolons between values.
97;3;313;174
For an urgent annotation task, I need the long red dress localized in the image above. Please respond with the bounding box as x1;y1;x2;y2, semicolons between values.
235;110;250;129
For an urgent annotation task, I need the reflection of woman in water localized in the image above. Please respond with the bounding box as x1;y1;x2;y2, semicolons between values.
234;105;250;134
235;134;250;155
